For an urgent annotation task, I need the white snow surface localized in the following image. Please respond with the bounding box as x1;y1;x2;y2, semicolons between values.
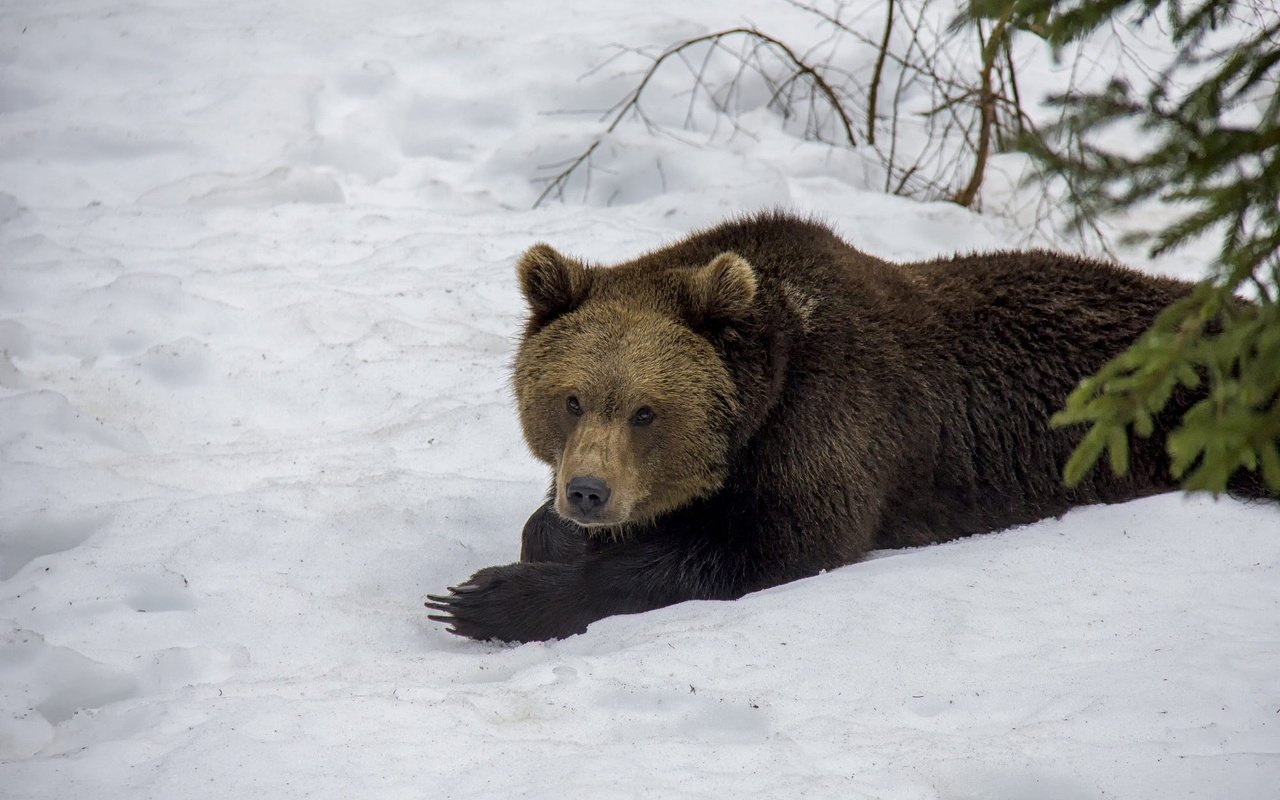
1;1;1277;797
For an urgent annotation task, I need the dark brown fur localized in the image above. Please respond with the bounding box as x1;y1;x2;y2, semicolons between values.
426;212;1273;642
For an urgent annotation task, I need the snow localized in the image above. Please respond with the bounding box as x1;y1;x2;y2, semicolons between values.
1;0;1277;797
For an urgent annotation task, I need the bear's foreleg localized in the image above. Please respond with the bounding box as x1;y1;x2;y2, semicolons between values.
519;499;588;564
427;561;589;642
427;531;745;643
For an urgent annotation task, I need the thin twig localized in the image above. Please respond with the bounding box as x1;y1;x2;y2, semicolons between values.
867;0;895;145
533;26;858;207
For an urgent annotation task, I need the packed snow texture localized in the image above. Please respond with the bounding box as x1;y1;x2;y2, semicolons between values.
1;1;1277;797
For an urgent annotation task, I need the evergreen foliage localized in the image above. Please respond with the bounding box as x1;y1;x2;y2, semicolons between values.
977;0;1280;492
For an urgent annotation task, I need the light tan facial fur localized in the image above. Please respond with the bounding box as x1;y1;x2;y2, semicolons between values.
513;246;753;528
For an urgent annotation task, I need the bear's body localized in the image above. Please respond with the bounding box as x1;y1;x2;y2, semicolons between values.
427;213;1265;643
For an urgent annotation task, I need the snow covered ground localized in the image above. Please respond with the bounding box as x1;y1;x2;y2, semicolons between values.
1;1;1277;797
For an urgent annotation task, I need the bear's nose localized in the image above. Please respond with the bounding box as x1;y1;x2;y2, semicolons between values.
566;475;611;519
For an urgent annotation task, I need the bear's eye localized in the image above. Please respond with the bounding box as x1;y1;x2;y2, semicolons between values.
631;406;655;427
566;396;583;416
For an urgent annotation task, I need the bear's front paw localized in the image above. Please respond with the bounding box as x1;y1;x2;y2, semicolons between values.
426;562;588;643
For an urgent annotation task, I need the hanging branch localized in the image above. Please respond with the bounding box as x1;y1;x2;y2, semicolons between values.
534;2;1040;216
533;26;857;208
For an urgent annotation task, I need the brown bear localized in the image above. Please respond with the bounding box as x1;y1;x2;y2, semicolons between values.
427;211;1271;643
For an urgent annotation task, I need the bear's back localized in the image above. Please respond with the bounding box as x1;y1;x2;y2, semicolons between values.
870;251;1195;545
619;215;1203;550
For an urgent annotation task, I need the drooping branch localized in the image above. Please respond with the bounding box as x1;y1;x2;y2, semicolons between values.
533;26;858;207
535;3;1040;218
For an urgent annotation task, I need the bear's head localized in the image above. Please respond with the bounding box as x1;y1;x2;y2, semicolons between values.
512;243;762;529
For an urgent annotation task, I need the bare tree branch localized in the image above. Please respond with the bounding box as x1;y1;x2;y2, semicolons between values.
533;26;858;207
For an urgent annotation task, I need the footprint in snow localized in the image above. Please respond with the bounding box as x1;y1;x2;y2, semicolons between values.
0;513;108;581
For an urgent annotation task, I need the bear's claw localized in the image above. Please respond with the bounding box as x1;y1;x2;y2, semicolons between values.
424;594;463;633
424;582;509;640
426;562;586;643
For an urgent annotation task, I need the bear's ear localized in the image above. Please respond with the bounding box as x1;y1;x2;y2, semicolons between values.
688;252;758;326
517;243;591;325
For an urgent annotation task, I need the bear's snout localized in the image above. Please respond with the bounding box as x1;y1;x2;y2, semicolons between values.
566;475;612;520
